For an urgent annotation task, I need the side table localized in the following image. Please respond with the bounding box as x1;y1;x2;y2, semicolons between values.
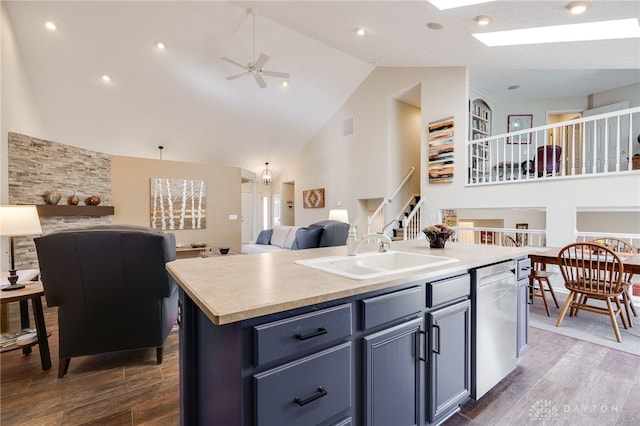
0;281;52;371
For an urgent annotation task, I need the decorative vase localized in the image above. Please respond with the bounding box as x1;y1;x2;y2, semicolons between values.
85;195;101;206
43;190;61;205
68;192;79;205
424;232;452;249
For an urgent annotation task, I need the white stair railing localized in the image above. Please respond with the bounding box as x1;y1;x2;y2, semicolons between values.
401;198;425;240
466;107;640;185
367;167;415;233
451;226;547;247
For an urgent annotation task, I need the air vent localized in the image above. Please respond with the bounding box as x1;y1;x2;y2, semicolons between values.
341;116;354;137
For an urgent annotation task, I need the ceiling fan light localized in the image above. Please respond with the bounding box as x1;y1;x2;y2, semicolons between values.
281;80;289;87
261;162;273;186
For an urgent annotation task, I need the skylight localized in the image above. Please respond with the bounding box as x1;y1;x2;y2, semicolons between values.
428;0;494;10
473;18;640;46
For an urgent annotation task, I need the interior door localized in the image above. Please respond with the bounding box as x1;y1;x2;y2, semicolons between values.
241;191;253;243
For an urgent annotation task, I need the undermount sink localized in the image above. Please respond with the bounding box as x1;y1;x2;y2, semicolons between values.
295;250;459;280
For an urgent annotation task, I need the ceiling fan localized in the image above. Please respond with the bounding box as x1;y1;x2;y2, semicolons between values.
222;8;290;89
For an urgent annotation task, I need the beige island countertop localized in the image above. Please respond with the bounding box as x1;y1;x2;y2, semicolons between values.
166;240;532;325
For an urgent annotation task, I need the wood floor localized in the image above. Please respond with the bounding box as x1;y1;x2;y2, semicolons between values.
2;300;639;425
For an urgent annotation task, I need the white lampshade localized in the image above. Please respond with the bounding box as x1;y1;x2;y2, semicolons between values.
0;205;43;236
328;209;349;223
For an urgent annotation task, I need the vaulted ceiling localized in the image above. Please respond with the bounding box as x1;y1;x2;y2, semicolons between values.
5;1;639;177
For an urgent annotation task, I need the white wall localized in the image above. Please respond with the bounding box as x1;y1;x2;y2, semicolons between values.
1;4;47;270
277;66;467;233
387;98;420;221
1;3;47;203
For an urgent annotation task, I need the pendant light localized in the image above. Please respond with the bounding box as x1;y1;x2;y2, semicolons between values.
261;162;273;186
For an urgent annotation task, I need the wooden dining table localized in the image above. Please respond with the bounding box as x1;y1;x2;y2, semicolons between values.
528;247;640;274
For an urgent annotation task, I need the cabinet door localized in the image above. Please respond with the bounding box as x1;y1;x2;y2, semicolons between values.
517;278;530;357
363;317;423;426
428;300;471;425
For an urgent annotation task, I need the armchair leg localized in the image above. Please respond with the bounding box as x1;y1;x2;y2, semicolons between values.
58;357;71;378
156;347;163;365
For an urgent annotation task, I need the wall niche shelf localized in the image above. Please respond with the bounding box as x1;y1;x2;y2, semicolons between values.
36;205;115;217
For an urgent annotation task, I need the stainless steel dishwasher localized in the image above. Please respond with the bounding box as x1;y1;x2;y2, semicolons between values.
472;260;517;400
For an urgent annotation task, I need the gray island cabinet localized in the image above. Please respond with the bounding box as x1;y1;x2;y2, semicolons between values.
167;241;532;426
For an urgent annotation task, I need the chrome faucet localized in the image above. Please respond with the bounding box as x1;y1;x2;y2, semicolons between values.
348;223;392;256
381;219;399;235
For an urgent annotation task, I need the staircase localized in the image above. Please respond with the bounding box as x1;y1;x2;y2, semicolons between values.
393;194;423;240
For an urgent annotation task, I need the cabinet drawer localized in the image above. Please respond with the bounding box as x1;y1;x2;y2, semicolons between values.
361;286;422;330
426;274;470;308
254;303;352;366
517;257;532;280
254;342;352;426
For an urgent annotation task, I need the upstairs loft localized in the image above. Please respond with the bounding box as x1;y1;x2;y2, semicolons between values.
466;107;640;185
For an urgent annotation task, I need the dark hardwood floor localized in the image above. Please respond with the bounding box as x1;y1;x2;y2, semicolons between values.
2;299;639;425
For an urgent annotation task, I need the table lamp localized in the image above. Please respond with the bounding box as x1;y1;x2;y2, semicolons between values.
0;205;43;291
328;209;349;223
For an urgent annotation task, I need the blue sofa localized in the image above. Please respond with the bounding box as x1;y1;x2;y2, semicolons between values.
241;220;350;254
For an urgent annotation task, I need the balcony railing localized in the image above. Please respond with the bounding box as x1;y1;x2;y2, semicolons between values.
467;107;640;185
451;226;547;247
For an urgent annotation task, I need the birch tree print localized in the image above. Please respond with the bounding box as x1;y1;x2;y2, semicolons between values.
150;178;207;230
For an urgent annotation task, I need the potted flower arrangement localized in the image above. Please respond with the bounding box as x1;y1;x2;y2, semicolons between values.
423;224;454;249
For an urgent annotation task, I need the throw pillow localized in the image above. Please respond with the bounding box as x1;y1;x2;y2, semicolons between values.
292;227;323;250
270;226;292;248
255;229;273;245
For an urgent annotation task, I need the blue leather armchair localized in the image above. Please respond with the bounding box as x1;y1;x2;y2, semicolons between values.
34;225;178;378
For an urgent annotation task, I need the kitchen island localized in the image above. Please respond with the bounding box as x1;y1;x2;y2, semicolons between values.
167;240;531;426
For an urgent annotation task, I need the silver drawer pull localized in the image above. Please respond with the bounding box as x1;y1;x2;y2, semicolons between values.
295;327;328;341
295;386;328;407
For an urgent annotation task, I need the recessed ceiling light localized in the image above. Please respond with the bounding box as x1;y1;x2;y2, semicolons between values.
474;15;493;26
356;28;366;36
566;1;590;15
44;21;57;30
155;41;166;49
428;0;495;10
426;22;443;30
473;18;640;46
281;80;289;87
100;74;111;82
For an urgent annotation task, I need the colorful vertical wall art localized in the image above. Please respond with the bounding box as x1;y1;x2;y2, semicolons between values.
427;117;454;183
150;178;207;230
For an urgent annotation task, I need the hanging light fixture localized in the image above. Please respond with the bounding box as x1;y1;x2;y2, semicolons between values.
261;162;273;186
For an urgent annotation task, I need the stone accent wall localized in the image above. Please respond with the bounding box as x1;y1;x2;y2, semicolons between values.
8;132;113;269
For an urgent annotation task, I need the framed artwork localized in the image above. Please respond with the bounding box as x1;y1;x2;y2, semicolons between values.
150;177;206;230
427;117;454;183
507;114;533;144
516;223;529;246
303;188;325;208
442;209;458;227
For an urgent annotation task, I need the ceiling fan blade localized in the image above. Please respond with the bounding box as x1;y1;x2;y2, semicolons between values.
226;72;248;80
254;74;267;89
222;57;247;70
262;70;290;79
253;53;269;69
